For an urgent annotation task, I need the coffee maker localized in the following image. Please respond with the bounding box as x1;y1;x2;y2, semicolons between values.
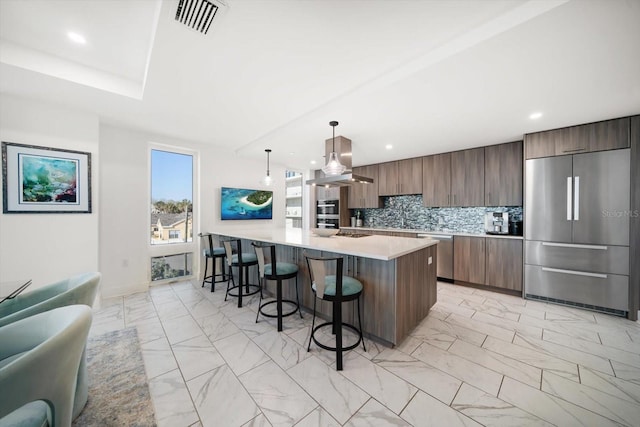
485;212;509;234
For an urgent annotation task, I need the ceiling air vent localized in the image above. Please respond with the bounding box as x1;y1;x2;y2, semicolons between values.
174;0;225;35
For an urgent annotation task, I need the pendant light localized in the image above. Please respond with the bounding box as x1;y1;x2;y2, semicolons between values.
261;149;273;186
321;121;346;176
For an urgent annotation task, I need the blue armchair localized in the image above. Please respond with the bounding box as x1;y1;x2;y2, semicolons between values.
0;305;92;426
0;272;100;418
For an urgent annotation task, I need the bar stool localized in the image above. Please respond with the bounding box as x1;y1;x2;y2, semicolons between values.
252;242;303;332
304;253;366;371
198;233;227;292
222;239;260;308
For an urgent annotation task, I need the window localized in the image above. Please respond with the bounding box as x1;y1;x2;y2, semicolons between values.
150;149;193;245
285;170;303;229
151;253;193;281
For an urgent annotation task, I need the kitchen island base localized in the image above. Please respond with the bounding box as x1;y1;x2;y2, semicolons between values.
212;230;438;346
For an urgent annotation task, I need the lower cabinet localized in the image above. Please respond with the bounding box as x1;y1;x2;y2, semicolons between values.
453;236;485;284
453;236;523;292
486;238;523;291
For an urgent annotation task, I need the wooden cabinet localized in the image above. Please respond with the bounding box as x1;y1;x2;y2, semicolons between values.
485;238;522;291
453;236;485;284
525;117;630;159
485;141;523;206
451;148;484;207
423;148;484;208
422;153;451;207
378;158;422;196
348;164;382;208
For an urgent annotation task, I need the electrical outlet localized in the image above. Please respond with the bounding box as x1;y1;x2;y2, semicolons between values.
428;256;432;265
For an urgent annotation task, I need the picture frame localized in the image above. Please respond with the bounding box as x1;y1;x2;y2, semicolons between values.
2;141;92;213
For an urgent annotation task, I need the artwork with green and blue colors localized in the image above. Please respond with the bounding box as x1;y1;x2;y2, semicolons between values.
20;154;79;204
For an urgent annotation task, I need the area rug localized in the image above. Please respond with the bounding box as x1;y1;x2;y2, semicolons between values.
73;327;156;427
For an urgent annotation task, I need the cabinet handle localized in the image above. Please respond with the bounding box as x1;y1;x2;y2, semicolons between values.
574;176;580;221
542;242;608;250
566;177;572;221
542;267;607;279
562;147;586;153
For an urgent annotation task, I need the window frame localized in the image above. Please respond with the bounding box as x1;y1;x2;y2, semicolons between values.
148;143;198;283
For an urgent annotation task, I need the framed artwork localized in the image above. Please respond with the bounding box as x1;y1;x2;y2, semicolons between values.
2;141;92;213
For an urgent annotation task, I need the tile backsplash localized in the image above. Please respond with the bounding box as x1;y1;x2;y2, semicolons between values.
351;195;522;234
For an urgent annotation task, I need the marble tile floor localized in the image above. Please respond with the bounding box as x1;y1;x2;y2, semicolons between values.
92;280;640;427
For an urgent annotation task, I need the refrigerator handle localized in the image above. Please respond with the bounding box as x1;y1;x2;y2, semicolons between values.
566;177;572;221
574;176;580;221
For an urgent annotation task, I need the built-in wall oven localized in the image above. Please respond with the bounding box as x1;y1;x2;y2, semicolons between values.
317;199;340;228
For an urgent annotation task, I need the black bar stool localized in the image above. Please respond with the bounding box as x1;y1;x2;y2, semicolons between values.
222;239;260;308
252;242;302;331
198;233;227;292
304;253;366;371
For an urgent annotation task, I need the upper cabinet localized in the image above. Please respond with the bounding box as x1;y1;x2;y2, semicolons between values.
451;148;485;207
378;158;422;196
525;117;630;159
422;148;487;208
348;164;383;209
485;141;523;206
422;153;451;207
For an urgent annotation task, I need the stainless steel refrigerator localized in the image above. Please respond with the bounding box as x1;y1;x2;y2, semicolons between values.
524;149;630;315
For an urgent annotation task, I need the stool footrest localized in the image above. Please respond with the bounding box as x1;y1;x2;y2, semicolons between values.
258;299;300;319
310;321;363;353
225;284;261;298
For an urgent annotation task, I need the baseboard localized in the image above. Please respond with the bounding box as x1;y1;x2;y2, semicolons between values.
100;281;149;299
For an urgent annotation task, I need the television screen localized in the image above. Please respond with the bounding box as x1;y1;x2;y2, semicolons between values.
221;187;273;220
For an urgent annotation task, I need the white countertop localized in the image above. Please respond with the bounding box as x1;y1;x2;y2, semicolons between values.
208;227;437;261
341;227;524;240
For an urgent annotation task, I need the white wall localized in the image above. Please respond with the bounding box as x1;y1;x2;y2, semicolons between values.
0;94;99;289
99;124;286;297
0;94;288;298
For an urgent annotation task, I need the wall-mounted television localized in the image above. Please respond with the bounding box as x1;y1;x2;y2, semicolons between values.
221;187;273;220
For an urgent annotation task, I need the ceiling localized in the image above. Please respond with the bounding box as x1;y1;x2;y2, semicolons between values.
1;0;639;170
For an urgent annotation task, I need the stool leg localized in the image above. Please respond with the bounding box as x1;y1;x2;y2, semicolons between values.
211;255;217;292
295;276;303;319
237;264;244;308
202;256;209;288
276;279;283;332
244;266;250;294
335;300;343;371
255;277;264;324
307;298;317;352
225;265;233;301
358;296;366;352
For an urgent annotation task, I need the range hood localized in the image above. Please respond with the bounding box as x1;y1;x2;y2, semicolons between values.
305;135;374;187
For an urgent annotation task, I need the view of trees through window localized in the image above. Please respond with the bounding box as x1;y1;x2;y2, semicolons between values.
150;149;193;245
150;148;195;281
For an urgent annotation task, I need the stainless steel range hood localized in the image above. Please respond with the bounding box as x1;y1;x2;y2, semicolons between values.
305;135;374;187
306;172;374;187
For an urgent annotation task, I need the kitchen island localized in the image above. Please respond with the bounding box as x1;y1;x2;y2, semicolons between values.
208;227;438;346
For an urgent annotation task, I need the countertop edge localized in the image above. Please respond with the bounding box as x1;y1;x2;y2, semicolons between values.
340;227;524;240
208;228;438;261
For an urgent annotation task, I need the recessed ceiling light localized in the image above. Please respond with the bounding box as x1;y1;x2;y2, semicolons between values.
289;152;295;156
385;144;393;150
67;32;87;45
310;160;316;165
529;112;543;120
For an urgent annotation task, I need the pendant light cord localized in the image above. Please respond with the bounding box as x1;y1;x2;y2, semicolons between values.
265;149;271;176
